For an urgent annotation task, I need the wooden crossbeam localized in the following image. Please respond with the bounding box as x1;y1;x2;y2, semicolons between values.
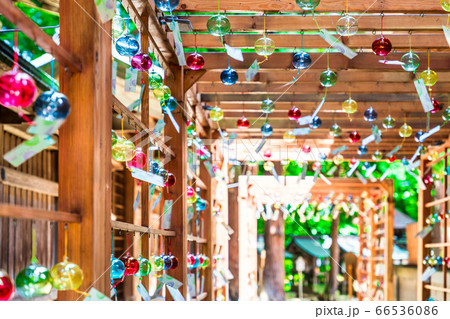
0;0;81;73
111;220;176;236
183;33;449;50
191;52;450;70
1;165;58;196
184;14;449;32
0;204;81;223
176;0;447;13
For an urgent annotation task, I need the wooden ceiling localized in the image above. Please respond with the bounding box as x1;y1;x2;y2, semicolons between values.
172;1;450;159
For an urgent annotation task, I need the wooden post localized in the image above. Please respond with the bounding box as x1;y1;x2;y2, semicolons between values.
329;214;339;300
166;68;188;297
417;158;431;301
384;182;394;301
262;212;285;301
228;186;239;300
200;127;214;301
57;0;112;299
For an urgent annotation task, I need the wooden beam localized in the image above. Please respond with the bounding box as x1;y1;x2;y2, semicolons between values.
186;234;208;243
1;165;58;197
197;82;450;94
176;0;447;13
57;0;111;299
185;14;449;32
0;204;81;223
184;69;207;93
111;220;176;236
0;0;81;73
183;33;449;50
192;52;450;70
121;0;176;79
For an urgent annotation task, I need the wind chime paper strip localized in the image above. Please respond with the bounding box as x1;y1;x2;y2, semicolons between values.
94;0;115;23
407;160;421;171
419;125;441;143
187;205;194;223
410;145;423;163
293;127;310;136
127;85;144;112
372;125;382;143
331;145;348;155
152;192;162;210
365;164;377;177
386;145;402;158
313;168;320;182
362;134;375;146
167;286;185;301
380;168;390;181
406;168;427;190
124;68;138;92
4;135;55;167
415;225;433;239
297;115;313;126
346;160;360;177
326;165;338;176
301;161;307;180
166;108;180;133
225;44;244;62
319;173;332;185
378;60;404;65
245;59;260;81
131;168;165;187
161;200;173;229
84;288;111;301
203;160;216;177
311;98;326;119
271;167;280;183
226;132;238;145
227;183;239;188
255;138;266;153
137;282;151;301
172;22;187;66
27;117;65;137
319;29;357;59
355;171;367;184
112;60;118;95
443;26;450;48
421;267;437;282
414;78;434;113
152;119;166;137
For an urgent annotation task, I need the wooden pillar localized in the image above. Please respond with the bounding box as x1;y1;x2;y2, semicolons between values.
228;187;239;301
57;0;112;299
384;182;394;301
329;214;339;300
166;68;188;297
200;127;214;301
262;212;285;301
417;159;431;301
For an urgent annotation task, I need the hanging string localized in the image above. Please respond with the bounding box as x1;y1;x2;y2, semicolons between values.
31;222;38;264
217;0;220;15
111;230;114;256
121;117;124;138
194;32;198;53
346;0;349;15
257;13;269;65
326;49;330;69
447;14;449;30
311;10;321;30
408;31;412;51
63;224;68;260
380;13;384;36
126;232;130;254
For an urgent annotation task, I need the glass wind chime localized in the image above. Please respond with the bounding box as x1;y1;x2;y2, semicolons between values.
372;14;392;57
336;0;358;36
254;14;275;65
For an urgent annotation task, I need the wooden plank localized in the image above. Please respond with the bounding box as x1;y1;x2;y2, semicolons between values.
0;204;81;223
57;0;111;300
424;285;450;293
176;0;447;13
192;52;450;70
384;181;394;301
0;0;81;72
187;234;208;244
197;82;450;94
1;165;58;197
191;292;207;301
425;195;450;208
187;167;207;190
111;220;176;236
185;14;450;32
112;95;175;157
183;33;449;50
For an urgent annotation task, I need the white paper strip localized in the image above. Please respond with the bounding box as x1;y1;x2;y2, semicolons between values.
245;59;260;81
362;134;375;146
407;160;421;171
331;145;348;155
301;161;307;180
255;138;266;153
379;168;390;181
131;168;165;186
293;127;310;136
378;60;404;65
172;22;186;66
410;145;423;163
327;165;338;176
406;169;427;190
124;68;138;92
319;29;357;59
225;44;244;62
227;183;239;188
298;115;313;126
313;168;320;182
346;160;360;177
414;78;434;113
271;167;280;183
386;145;402;158
421;267;437;282
319;173;332;185
112;60;117;95
419;125;441;143
166;108;180;133
312;98;326;119
365;164;377;177
355;171;367;184
443;26;450;48
152;119;166;136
